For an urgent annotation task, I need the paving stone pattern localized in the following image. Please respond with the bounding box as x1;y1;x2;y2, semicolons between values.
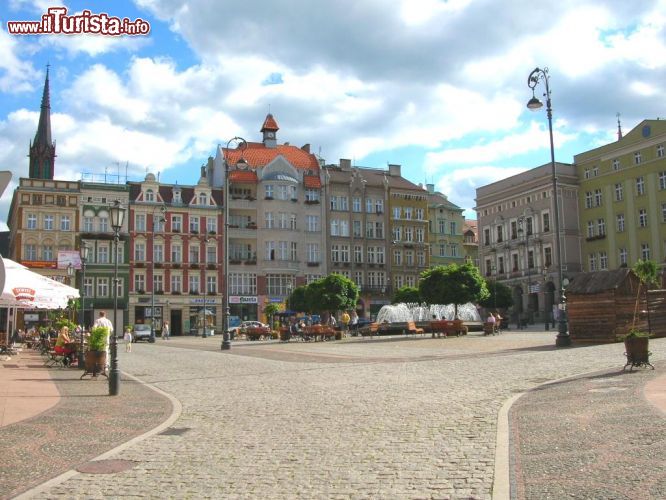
31;333;666;500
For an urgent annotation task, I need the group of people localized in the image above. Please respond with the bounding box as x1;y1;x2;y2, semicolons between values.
485;311;504;333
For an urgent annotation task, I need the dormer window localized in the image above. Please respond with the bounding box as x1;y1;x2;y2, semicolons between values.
198;193;207;205
173;189;182;205
145;189;155;202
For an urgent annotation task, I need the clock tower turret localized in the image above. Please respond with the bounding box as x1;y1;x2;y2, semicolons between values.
260;113;279;148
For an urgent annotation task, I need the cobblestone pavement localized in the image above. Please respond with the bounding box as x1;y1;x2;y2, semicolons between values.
26;332;666;499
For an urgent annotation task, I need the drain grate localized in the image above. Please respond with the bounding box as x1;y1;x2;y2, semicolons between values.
159;427;191;436
77;459;138;474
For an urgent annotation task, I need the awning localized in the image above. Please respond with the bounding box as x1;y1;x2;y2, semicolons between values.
0;257;80;309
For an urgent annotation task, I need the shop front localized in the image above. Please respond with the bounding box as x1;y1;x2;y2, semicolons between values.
229;295;259;322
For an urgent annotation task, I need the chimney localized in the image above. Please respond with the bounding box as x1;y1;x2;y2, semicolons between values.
388;164;401;177
201;165;207;178
301;143;311;153
426;183;434;193
340;158;352;171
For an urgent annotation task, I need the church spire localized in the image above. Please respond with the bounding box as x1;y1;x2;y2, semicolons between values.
29;66;56;179
616;112;623;141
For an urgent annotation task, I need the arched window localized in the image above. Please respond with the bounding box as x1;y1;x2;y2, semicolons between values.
145;189;155;202
198;193;207;205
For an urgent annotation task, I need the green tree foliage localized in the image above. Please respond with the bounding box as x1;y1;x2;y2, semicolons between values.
286;286;308;313
478;279;513;310
632;259;659;329
419;263;489;318
304;274;359;315
393;286;420;304
263;303;280;330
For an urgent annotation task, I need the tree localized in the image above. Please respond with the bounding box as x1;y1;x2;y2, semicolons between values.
632;259;659;332
393;286;420;304
304;274;359;319
419;263;489;318
263;303;280;331
287;286;309;313
478;279;513;310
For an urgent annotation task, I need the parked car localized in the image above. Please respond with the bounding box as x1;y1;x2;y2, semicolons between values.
227;320;270;337
133;324;152;342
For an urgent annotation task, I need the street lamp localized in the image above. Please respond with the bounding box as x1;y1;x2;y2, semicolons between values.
527;67;570;346
517;215;531;326
109;200;126;396
150;205;167;343
203;236;214;338
77;243;90;369
221;136;248;351
542;266;550;331
490;263;497;311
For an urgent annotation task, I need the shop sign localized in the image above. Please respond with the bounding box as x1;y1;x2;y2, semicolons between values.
190;298;217;304
268;297;283;303
229;296;258;304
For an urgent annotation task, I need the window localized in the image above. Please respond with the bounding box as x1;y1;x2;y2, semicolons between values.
206;275;216;294
207;245;216;263
636;176;645;196
265;185;274;199
83;216;93;232
542;213;550;232
352;197;361;212
145;189;155;202
339;244;349;263
266;241;275;261
658;145;665;158
305;188;319;202
584;168;590;179
44;215;54;230
306;215;319;232
189;275;200;294
597;218;606;236
404;207;412;220
154;243;164;263
352;220;362;237
84;277;93;297
189;245;199;263
594;189;602;207
616;214;625;232
198;193;207;205
135;214;146;232
206;217;217;234
171;215;182;232
99;216;108;232
27;214;37;229
416;208;424;220
97;277;109;297
60;215;70;231
42;245;53;261
639;208;648;228
98;245;109;264
393;207;401;220
153;274;163;293
278;213;288;229
544;247;552;268
190;216;199;233
265;212;274;229
134;242;145;261
405;250;414;266
394;250;402;266
134;274;145;293
366;198;373;213
416;228;424;243
511;221;517;239
449;221;457;235
587;221;595;238
619;248;627;266
612;159;620;170
25;244;37;260
354;245;363;263
662;203;666;223
405;226;413;242
266;274;294;296
307;243;320;263
340;196;349;211
496;225;503;243
498;256;505;274
375;199;384;213
354;271;363;287
229;273;257;295
615;183;623;201
171;275;182;293
589;254;597;271
417;251;425;266
171;244;182;263
592;166;599;177
483;228;490;246
660;172;666;191
599;251;608;270
641;243;650;260
585;191;593;209
512;253;519;272
634;151;642;164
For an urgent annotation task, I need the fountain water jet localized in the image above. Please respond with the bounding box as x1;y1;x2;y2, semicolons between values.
375;302;481;324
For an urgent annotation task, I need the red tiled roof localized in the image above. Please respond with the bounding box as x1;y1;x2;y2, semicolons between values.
229;170;258;183
224;143;320;170
261;113;279;132
303;175;321;188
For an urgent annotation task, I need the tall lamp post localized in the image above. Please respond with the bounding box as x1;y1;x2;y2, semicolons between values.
203;236;214;338
517;215;531;325
150;205;167;343
221;136;247;351
109;200;126;396
77;244;89;369
527;67;570;346
490;263;497;311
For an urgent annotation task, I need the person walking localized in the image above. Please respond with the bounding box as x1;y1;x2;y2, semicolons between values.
124;327;133;352
350;310;359;335
162;321;170;340
341;310;350;337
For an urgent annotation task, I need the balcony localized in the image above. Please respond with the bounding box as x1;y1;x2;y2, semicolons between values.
263;259;300;271
307;261;320;267
229;197;256;209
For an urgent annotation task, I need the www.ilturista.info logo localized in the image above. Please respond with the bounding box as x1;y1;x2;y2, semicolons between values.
7;7;151;36
12;288;36;302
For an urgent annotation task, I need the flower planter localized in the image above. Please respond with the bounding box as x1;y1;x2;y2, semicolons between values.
623;336;653;370
82;350;107;378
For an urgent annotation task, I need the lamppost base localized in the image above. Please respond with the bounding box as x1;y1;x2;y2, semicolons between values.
555;319;571;347
109;368;120;395
221;332;231;350
77;350;85;369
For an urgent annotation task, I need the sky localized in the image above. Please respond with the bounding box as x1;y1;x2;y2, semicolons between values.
1;0;666;230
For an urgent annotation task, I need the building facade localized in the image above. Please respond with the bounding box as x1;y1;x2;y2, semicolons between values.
475;162;581;324
426;183;465;268
575;119;666;271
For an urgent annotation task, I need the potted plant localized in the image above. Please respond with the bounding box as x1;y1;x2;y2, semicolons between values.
85;325;109;376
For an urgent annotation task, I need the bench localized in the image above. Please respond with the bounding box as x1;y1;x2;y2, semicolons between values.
245;326;271;341
483;322;498;336
360;322;379;338
405;321;424;336
430;320;468;338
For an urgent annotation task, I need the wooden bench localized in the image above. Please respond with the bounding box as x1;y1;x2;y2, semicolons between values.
245;326;271;341
483;322;498;336
360;322;379;338
302;325;336;341
406;321;424;336
430;320;468;338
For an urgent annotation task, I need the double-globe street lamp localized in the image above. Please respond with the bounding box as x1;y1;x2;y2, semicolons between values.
150;204;167;343
77;243;90;369
221;136;248;351
517;215;531;326
526;67;570;347
109;200;126;396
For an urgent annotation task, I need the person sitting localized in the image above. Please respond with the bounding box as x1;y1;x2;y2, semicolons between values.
485;312;497;335
54;326;76;366
493;312;503;333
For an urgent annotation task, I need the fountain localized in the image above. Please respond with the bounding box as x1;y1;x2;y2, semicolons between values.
375;302;481;324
